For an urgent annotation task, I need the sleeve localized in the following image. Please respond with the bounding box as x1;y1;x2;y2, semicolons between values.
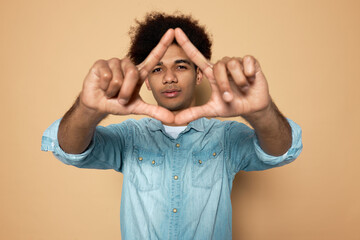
226;118;303;174
41;119;128;172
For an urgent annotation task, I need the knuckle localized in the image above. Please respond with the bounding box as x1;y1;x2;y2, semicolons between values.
222;56;231;62
122;57;132;64
244;55;255;62
213;61;225;71
94;59;106;66
236;79;248;87
101;71;112;80
227;59;240;69
119;91;131;102
219;79;229;88
149;50;161;62
90;59;106;72
111;78;122;87
108;58;121;65
127;67;139;79
186;46;198;60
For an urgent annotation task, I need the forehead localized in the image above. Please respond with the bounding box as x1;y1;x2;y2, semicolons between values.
159;44;192;64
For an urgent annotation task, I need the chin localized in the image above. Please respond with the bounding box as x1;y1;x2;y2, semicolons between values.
160;102;187;112
156;96;193;112
164;105;184;112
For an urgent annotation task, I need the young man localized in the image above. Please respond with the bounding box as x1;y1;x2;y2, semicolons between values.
41;12;302;239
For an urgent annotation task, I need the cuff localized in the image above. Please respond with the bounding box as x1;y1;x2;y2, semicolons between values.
41;119;95;164
252;118;303;165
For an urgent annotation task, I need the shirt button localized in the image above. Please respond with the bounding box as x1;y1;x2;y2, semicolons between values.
138;157;143;161
176;143;180;148
198;160;202;164
152;160;155;165
213;152;216;156
174;175;178;180
173;208;177;213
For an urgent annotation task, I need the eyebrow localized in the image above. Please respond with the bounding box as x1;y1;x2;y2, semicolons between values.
156;59;192;66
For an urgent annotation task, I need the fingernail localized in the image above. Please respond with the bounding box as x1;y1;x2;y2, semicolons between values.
241;85;249;92
118;99;128;105
223;91;233;102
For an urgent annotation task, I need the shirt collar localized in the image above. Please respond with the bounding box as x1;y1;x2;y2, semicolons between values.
147;117;206;132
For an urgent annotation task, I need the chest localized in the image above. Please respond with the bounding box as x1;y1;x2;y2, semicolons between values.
123;132;225;191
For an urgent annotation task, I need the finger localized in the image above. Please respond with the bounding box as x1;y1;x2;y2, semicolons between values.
91;60;112;91
174;28;214;79
174;105;211;125
243;55;257;77
213;58;233;102
117;58;140;105
137;28;175;80
133;102;175;125
227;57;249;90
106;58;124;98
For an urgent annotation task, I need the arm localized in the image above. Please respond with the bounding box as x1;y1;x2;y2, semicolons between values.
174;28;297;156
242;101;291;156
58;96;106;154
56;29;176;154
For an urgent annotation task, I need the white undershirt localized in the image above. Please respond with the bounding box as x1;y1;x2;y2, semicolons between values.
163;125;187;139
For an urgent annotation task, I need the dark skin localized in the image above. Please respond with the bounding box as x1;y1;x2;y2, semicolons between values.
58;28;291;156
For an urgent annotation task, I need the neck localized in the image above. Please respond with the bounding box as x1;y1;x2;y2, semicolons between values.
160;98;196;126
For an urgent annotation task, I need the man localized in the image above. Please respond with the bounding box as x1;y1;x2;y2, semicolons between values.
41;12;302;239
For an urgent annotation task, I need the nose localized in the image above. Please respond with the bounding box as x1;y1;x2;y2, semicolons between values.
162;69;178;84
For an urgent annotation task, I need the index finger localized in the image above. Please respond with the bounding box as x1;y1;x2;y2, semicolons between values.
136;28;175;79
174;28;214;79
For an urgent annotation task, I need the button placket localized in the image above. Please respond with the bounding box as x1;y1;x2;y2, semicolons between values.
169;140;181;236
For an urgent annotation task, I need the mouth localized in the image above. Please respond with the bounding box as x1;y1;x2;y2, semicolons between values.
161;88;181;98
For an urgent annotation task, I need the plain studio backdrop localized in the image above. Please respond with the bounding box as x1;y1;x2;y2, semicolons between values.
1;0;359;239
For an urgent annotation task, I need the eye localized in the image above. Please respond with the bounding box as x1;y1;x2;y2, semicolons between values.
152;67;162;74
177;65;188;70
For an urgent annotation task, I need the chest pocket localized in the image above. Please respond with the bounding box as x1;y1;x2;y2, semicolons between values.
192;143;224;188
129;147;165;191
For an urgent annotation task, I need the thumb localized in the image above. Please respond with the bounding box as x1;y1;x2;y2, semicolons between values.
174;106;210;125
132;101;175;125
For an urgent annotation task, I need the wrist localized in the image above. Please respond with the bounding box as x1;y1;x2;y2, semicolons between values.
78;96;108;123
241;101;275;126
241;101;290;135
71;96;108;128
242;101;292;156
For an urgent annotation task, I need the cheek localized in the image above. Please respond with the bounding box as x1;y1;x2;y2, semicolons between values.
148;77;161;89
179;72;197;83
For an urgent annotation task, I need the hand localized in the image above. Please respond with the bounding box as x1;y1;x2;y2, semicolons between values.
79;29;176;124
173;28;272;125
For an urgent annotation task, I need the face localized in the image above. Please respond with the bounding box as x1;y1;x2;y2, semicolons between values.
145;44;202;112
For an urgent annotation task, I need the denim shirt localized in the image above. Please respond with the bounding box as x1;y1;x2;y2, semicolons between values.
41;117;302;240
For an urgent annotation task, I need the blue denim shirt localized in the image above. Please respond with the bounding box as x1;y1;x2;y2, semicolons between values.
41;117;302;240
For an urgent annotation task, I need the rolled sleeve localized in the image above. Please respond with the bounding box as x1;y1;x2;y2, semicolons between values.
228;118;303;173
252;118;303;165
41;119;95;165
41;119;125;171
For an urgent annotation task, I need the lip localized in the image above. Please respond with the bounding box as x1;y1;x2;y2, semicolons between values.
161;89;181;98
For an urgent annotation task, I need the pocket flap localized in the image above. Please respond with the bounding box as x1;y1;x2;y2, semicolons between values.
192;143;223;165
134;147;164;166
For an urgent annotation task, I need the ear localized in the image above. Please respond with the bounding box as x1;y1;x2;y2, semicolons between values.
196;67;203;85
145;77;152;90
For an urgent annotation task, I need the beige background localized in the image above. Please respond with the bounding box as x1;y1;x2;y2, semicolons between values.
1;0;359;239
